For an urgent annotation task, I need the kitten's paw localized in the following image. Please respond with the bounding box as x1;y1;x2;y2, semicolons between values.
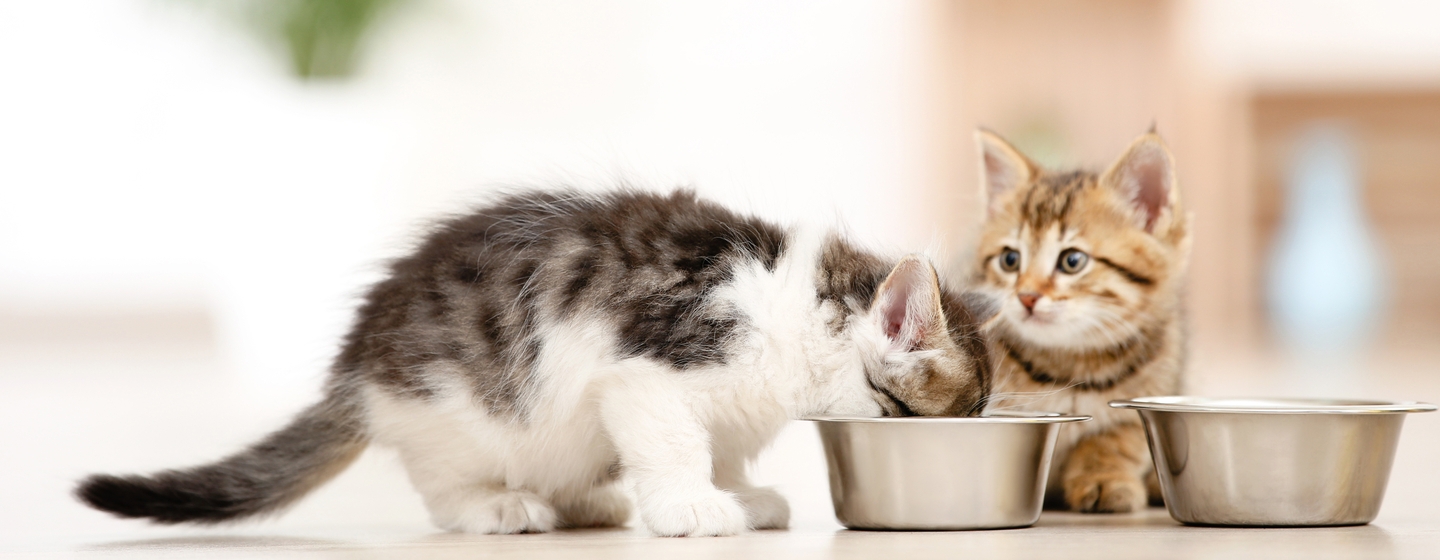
639;489;747;537
432;489;558;534
1064;471;1146;513
556;485;633;528
733;487;790;530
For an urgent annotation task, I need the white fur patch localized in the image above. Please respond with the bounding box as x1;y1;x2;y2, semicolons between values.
364;227;885;536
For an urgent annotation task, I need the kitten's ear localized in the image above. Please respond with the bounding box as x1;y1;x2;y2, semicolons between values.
1101;131;1178;233
976;129;1037;213
870;255;946;353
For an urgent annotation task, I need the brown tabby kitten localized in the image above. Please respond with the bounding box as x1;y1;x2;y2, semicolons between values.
972;129;1191;513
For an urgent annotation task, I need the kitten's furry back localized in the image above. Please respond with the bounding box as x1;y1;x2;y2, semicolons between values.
338;189;789;414
78;189;993;536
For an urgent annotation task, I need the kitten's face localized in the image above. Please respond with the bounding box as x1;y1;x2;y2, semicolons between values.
851;255;993;417
973;130;1190;350
866;333;990;417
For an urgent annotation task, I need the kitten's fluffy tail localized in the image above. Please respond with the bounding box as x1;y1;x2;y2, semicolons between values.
74;382;369;524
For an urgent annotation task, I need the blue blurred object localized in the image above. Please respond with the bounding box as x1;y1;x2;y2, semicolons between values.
1266;123;1387;358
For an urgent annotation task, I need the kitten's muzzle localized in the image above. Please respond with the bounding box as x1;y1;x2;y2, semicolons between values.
1017;291;1041;312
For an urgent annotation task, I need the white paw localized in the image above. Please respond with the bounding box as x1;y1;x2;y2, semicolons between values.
556;485;633;528
639;488;747;537
734;486;790;530
432;490;558;534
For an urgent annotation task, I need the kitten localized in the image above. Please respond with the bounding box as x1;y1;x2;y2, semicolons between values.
77;189;994;536
971;129;1190;513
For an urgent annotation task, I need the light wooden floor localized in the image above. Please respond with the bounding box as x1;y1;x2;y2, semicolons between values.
3;315;1437;559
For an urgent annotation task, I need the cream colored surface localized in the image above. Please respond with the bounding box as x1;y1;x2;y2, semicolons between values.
2;314;1437;559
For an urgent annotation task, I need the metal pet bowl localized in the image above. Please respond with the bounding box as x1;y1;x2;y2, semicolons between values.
808;412;1089;530
1111;396;1436;527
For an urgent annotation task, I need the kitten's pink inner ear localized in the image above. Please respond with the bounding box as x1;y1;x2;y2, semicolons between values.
883;297;907;340
1108;140;1174;233
984;149;1022;200
873;256;943;352
977;131;1033;211
1133;157;1168;231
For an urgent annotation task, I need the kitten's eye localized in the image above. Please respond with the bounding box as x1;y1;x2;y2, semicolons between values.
998;248;1021;272
1058;249;1089;274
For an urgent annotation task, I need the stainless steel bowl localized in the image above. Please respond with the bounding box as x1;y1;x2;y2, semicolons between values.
809;412;1089;530
1111;396;1436;527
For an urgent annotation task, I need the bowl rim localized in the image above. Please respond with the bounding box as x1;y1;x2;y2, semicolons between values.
1110;396;1438;414
802;411;1091;424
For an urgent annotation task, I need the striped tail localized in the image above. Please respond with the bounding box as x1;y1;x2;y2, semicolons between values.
75;385;368;524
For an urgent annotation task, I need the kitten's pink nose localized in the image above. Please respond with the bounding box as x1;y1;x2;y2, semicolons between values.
1017;292;1041;311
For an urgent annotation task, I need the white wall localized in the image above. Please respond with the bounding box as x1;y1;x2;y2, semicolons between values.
0;1;940;386
7;0;1440;386
1182;0;1440;86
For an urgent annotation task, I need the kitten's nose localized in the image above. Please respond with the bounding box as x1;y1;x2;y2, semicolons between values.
1017;292;1041;311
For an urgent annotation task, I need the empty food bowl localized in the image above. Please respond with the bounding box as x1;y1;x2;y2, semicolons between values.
1111;396;1436;527
809;412;1089;530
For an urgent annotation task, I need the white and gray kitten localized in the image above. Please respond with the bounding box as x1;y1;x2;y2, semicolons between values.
78;189;994;537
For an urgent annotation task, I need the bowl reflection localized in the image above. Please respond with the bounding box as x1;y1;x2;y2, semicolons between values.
1111;396;1436;527
807;412;1089;530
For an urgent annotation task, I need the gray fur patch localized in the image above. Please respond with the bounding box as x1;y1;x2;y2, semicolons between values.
335;189;788;418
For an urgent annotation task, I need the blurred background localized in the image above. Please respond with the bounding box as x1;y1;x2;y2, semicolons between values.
3;0;1439;543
